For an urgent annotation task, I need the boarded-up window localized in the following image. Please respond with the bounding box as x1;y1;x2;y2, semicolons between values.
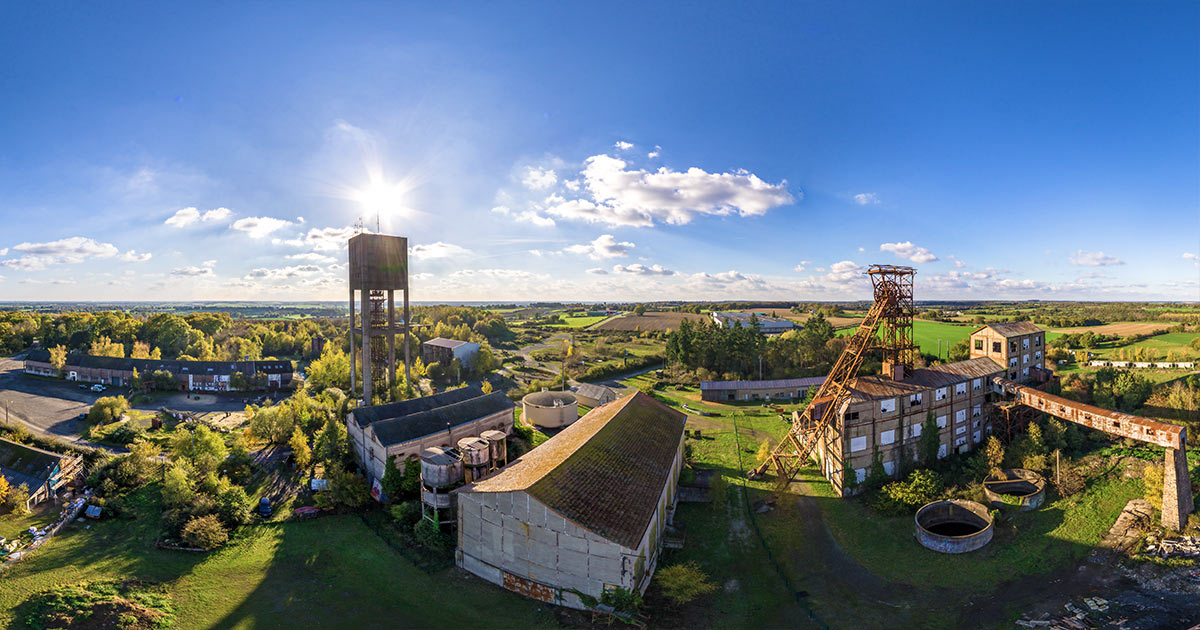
879;398;896;414
936;415;947;428
937;444;948;459
973;378;981;390
882;460;895;475
955;382;967;395
880;430;895;445
850;436;868;452
973;431;981;443
955;409;966;423
935;388;947;401
910;423;922;438
955;425;966;435
973;404;981;417
1023;338;1030;350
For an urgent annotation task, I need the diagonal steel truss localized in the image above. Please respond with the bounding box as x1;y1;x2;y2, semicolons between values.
752;265;914;487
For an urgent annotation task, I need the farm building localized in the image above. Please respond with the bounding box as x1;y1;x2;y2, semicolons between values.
700;376;826;402
0;438;83;509
573;382;618;408
967;321;1046;384
521;390;579;429
421;337;481;370
347;386;515;486
454;392;686;610
22;349;293;391
710;311;798;335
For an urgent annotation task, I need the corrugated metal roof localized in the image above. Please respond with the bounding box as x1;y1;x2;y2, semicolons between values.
369;391;514;447
701;376;826;391
974;321;1043;338
849;357;1004;400
458;392;686;549
349;386;484;428
574;383;617;402
423;337;471;349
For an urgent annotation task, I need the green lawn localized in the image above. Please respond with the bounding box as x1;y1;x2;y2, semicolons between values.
838;320;976;358
0;510;57;541
0;486;557;629
547;315;608;328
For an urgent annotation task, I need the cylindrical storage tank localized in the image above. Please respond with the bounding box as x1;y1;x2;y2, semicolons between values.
481;430;507;468
914;500;994;554
521;390;579;429
983;468;1046;511
419;446;463;489
458;437;491;483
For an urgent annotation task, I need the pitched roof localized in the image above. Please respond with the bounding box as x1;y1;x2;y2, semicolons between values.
849;357;1004;400
369;391;514;447
24;349;292;375
0;438;67;490
701;376;826;391
460;392;686;549
423;337;472;349
974;321;1043;338
574;382;618;402
349;385;485;428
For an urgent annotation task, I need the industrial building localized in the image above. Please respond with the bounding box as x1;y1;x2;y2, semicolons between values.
347;232;411;405
346;386;515;485
967;321;1046;382
0;438;83;509
22;349;293;391
700;376;826;402
454;392;686;610
572;383;618;408
521;390;579;429
710;311;799;335
421;337;481;370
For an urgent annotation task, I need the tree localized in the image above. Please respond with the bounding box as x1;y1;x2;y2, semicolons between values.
172;424;228;476
1143;462;1163;513
918;412;941;466
0;474;9;503
221;432;254;483
141;313;194;358
480;381;493;394
125;439;158;482
633;304;647;316
150;370;177;391
162;461;196;508
49;344;68;377
216;487;253;527
328;466;370;508
947;338;970;362
381;455;406;501
982;436;1005;478
180;514;229;549
248;404;295;444
89;335;125;358
130;341;153;359
305;345;351;392
289;426;311;470
756;439;771;464
6;483;30;515
314;414;348;467
87;396;129;425
655;561;718;605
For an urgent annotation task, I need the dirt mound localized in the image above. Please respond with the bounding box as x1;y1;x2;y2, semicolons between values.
27;580;174;630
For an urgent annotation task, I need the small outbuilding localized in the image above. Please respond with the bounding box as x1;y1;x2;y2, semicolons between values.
521;390;579;429
455;392;686;610
0;438;82;509
573;383;618;408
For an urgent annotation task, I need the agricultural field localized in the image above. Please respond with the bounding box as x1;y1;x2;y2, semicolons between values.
594;311;707;332
838;319;976;358
1047;322;1179;337
546;314;609;329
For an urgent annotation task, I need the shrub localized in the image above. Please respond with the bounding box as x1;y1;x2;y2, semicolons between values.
180;514;228;549
872;469;944;516
414;518;450;551
5;483;31;515
1143;462;1163;512
655;561;718;605
107;422;145;445
87;396;129;425
217;487;253;527
389;500;422;526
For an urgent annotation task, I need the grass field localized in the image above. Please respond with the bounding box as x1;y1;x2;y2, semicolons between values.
1047;322;1179;336
0;487;555;630
546;315;608;328
838;319;976;358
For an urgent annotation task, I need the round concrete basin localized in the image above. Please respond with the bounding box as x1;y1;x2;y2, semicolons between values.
915;500;993;554
983;468;1046;511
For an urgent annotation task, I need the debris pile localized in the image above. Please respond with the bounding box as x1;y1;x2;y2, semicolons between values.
1141;536;1200;560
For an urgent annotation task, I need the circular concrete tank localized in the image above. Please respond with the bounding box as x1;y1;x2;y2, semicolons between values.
521;390;579;429
914;500;994;554
419;446;463;489
480;429;507;465
983;468;1046;511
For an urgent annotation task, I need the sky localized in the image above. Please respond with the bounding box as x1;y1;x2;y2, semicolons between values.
0;2;1197;303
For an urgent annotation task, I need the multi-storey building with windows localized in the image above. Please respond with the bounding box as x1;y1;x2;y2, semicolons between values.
967;321;1047;384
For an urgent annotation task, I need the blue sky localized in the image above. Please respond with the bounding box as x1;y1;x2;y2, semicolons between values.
0;2;1196;302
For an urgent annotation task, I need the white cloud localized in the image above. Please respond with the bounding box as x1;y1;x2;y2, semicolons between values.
563;179;581;191
410;242;471;259
492;205;555;228
793;264;806;272
171;266;215;277
1;237;120;270
586;268;609;275
614;141;634;151
648;145;661;159
686;270;769;291
613;263;675;276
880;241;938;264
522;167;558;191
1183;252;1197;260
164;206;231;227
544;154;794;228
953;260;966;268
231;216;292;239
202;260;217;267
119;250;152;263
0;248;6;256
563;234;635;260
853;193;880;205
1069;250;1124;267
449;268;542;281
286;253;336;263
245;265;324;280
277;225;358;251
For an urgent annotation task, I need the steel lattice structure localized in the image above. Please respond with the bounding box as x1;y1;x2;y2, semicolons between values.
752;264;915;487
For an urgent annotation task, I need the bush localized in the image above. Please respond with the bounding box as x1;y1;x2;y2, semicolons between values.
389;500;423;526
87;396;129;425
107;422;145;445
217;487;253;527
872;469;944;516
655;561;718;605
413;518;450;551
180;514;228;549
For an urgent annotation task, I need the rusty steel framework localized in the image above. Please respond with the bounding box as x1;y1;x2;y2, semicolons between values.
752;265;915;486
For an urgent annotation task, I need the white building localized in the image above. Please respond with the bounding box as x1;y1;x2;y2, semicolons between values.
709;311;798;335
455;392;686;610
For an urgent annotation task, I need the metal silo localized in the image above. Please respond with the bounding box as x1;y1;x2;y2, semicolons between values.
458;436;491;483
481;429;508;469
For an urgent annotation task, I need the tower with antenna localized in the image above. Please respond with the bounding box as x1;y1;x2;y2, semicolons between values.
348;231;410;403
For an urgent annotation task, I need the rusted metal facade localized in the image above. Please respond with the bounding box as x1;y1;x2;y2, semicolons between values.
347;232;410;403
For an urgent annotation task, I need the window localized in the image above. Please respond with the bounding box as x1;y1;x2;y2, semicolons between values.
879;398;896;414
1034;336;1041;347
1010;341;1017;353
936;415;947;428
910;423;922;438
955;425;966;435
955;437;967;447
1034;351;1042;361
882;461;895;476
909;393;923;405
1009;357;1018;368
955;382;967;395
1023;367;1030;377
972;404;981;417
935;387;947;401
880;429;895;445
973;378;981;390
938;444;948;459
855;468;866;483
974;339;983;351
1023;338;1030;350
847;412;860;421
973;431;981;443
1023;354;1030;364
955;409;966;423
992;341;1002;353
850;436;868;452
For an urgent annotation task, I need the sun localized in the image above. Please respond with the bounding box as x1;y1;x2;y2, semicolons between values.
353;180;408;218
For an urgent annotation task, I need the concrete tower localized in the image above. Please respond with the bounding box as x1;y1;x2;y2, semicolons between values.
348;233;410;403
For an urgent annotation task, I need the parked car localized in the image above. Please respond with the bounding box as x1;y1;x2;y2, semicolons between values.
90;384;106;392
78;383;88;390
76;412;88;421
257;497;272;517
